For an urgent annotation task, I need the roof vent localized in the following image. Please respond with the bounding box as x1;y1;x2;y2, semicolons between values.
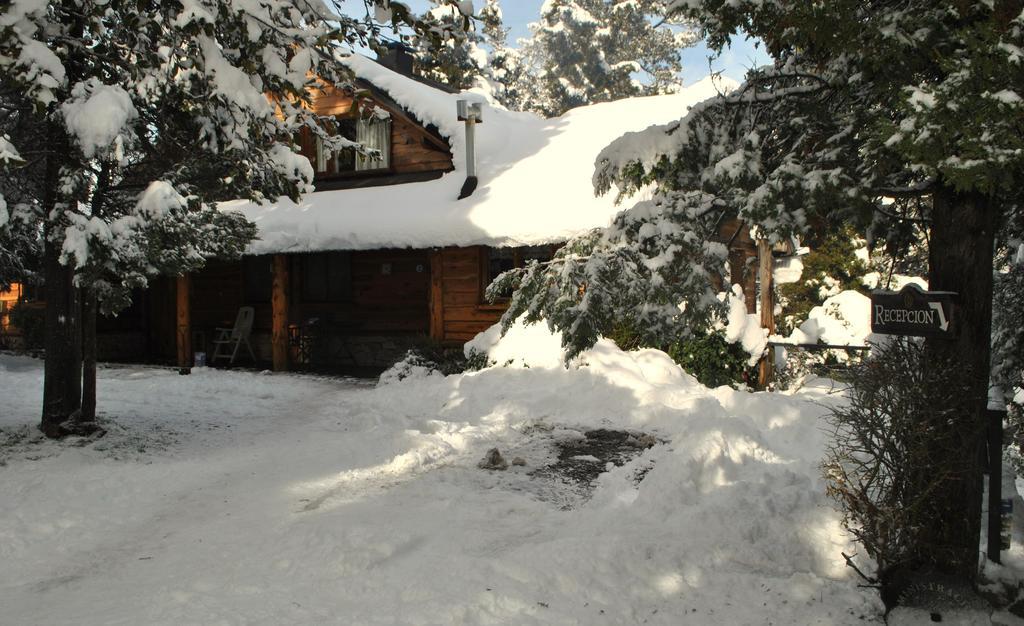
377;41;416;77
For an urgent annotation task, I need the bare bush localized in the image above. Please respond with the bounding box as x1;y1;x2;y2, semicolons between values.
824;338;984;589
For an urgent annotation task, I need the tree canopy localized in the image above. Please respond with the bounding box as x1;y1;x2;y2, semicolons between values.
492;0;1023;582
0;0;466;435
514;0;697;116
497;0;1023;358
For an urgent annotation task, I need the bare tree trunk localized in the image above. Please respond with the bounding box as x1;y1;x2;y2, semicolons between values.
78;163;109;426
80;287;97;423
40;240;82;438
918;184;998;580
39;115;82;438
39;3;86;439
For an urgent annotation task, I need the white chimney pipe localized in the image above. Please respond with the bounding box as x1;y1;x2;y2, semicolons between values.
457;100;483;199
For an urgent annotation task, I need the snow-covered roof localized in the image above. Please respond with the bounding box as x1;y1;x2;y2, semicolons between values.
221;55;735;254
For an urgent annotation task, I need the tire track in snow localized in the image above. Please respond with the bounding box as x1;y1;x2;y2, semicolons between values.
8;377;371;605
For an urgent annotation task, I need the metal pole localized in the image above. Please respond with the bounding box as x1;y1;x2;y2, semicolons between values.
987;408;1006;563
756;238;775;389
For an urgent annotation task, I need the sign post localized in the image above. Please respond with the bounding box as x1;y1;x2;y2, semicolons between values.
988;407;1008;563
871;286;1010;562
870;284;956;338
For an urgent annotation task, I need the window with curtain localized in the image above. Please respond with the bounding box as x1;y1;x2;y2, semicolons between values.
313;115;391;176
356;116;391;171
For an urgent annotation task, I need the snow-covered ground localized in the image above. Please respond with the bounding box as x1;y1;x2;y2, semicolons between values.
0;333;884;624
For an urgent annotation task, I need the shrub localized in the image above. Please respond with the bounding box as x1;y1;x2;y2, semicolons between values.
608;323;753;388
408;341;492;376
777;226;869;335
379;341;493;385
823;338;984;592
665;331;752;388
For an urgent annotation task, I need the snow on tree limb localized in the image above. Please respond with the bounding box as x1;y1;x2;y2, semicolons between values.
501;0;1024;370
0;0;463;312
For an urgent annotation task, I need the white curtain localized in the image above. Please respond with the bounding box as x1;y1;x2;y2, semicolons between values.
315;135;327;172
355;118;391;171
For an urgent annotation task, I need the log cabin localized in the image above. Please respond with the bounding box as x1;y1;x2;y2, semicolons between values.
0;282;24;340
19;47;765;374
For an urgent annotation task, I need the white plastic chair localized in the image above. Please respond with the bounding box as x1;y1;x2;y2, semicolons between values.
211;306;257;365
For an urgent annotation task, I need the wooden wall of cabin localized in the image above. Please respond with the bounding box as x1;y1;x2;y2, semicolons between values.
430;246;506;344
297;83;453;177
144;277;178;363
188;258;267;360
71;277;179;364
184;249;430;369
0;282;23;334
288;249;430;334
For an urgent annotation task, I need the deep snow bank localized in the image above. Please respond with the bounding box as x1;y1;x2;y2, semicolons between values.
1;332;881;624
373;321;882;622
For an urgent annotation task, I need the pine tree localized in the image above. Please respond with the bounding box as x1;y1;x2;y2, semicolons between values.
518;0;696;116
0;0;460;436
776;227;870;334
0;124;41;289
407;0;525;106
479;0;506;48
410;1;488;90
495;0;1024;582
994;204;1024;415
475;0;529;107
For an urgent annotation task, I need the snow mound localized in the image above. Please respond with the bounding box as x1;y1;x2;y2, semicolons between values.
776;289;878;347
369;325;879;622
722;285;768;365
1;341;881;623
464;318;565;369
463;317;701;389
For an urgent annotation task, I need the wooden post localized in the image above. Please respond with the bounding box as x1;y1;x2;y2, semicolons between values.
176;274;191;372
757;239;775;389
429;249;444;340
743;254;758;314
271;254;290;372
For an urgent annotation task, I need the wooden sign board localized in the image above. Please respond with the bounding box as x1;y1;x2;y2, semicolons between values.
870;284;956;337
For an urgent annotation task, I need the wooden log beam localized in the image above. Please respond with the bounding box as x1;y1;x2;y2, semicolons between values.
176;274;191;371
429;250;444;340
756;239;776;388
271;254;290;372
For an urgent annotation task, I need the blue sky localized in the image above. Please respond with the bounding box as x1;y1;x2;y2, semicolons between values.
397;0;773;84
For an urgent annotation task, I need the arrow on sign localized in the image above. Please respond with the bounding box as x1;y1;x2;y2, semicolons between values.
929;302;949;331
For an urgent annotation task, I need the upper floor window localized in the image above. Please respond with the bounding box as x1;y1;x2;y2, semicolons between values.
314;114;392;176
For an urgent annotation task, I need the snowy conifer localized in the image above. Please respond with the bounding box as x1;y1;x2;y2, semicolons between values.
474;0;529;107
519;0;695;116
408;0;523;106
0;0;462;435
410;1;488;89
0;121;41;288
497;0;1024;582
994;205;1024;410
